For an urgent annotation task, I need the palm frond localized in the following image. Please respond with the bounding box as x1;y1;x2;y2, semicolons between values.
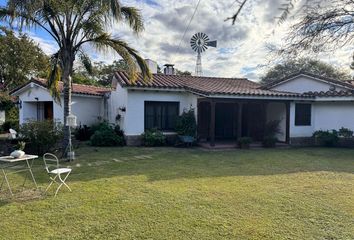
47;53;62;104
121;7;144;33
79;51;93;75
89;34;151;83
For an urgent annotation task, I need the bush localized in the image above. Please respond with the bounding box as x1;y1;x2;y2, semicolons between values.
89;122;125;146
19;120;63;155
175;108;197;137
74;125;92;141
313;130;339;147
90;129;124;146
262;136;277;148
237;137;252;149
90;121;112;133
338;127;353;138
141;128;166;146
262;120;281;148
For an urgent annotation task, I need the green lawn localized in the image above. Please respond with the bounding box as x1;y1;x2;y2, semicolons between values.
0;147;353;239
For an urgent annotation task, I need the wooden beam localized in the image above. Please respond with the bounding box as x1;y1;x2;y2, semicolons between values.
209;101;216;147
237;103;243;139
285;102;290;143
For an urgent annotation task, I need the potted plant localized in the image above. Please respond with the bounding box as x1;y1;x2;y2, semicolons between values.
237;137;252;149
262;120;281;148
10;141;26;158
175;108;197;146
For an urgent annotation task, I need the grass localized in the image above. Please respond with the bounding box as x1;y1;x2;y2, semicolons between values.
0;146;353;239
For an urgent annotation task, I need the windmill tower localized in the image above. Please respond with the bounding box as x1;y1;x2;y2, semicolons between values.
190;32;217;76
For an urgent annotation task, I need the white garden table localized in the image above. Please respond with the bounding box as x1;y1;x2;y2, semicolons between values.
0;154;39;196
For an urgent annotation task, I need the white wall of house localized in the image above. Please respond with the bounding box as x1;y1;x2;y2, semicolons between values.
271;75;347;93
72;95;104;126
16;83;104;126
266;102;286;142
313;101;354;131
121;88;198;136
289;101;315;137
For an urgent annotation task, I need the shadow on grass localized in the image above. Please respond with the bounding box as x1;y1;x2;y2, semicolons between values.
2;145;353;181
19;146;354;184
1;146;353;205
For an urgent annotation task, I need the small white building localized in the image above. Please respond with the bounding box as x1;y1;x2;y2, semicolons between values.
10;78;111;126
11;68;354;146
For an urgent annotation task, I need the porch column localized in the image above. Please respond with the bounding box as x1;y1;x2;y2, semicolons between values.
209;100;216;147
285;102;290;143
237;103;243;139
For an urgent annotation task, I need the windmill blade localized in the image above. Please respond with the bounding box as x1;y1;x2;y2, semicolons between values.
206;40;217;48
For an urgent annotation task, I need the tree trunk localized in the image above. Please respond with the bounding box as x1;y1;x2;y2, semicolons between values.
61;50;74;157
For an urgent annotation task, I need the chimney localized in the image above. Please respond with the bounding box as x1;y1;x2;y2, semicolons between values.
163;64;175;75
144;59;158;74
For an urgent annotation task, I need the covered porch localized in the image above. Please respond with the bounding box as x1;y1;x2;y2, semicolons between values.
197;98;290;147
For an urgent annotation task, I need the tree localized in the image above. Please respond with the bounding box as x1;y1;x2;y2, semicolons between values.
72;59;130;86
175;69;192;76
0;27;49;90
0;1;151;155
281;1;354;59
261;58;352;84
228;1;354;67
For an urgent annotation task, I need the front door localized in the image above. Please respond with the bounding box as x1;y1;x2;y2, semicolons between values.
44;102;53;120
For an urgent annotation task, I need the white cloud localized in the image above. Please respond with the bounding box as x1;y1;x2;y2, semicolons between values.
24;0;354;81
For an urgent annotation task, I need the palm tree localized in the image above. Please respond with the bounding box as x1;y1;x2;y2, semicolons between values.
0;0;151;155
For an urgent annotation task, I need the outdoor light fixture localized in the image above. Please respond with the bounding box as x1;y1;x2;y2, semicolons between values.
15;100;22;109
66;113;77;161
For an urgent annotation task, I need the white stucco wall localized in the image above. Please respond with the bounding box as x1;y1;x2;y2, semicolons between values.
313;102;354;131
109;84;128;128
289;101;315;137
71;95;104;126
123;89;198;135
271;75;346;93
266;102;286;142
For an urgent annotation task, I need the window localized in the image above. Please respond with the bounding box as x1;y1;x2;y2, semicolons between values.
144;101;179;131
295;103;311;126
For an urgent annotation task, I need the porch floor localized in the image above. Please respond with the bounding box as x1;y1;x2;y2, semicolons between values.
198;140;290;149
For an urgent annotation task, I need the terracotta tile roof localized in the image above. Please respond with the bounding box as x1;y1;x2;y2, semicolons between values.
114;71;307;98
304;90;354;97
11;78;111;96
262;71;354;90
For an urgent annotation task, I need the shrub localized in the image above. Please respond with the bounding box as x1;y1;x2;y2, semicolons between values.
262;136;278;148
19;120;63;155
262;120;281;148
90;129;124;146
338;127;353;138
74;125;92;141
237;137;252;149
90;121;112;133
175;108;197;137
114;124;124;137
89;122;125;146
141;128;166;146
313;130;339;147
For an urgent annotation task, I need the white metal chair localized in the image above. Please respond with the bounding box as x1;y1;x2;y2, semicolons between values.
9;129;17;139
43;153;72;196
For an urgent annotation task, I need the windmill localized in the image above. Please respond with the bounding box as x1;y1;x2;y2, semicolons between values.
190;32;217;76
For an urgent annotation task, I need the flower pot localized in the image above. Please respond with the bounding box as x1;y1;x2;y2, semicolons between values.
10;150;25;158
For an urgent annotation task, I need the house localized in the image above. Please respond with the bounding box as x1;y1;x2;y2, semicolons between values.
10;78;111;126
10;64;354;147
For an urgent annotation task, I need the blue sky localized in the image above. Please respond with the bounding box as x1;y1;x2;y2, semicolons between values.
0;0;352;80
